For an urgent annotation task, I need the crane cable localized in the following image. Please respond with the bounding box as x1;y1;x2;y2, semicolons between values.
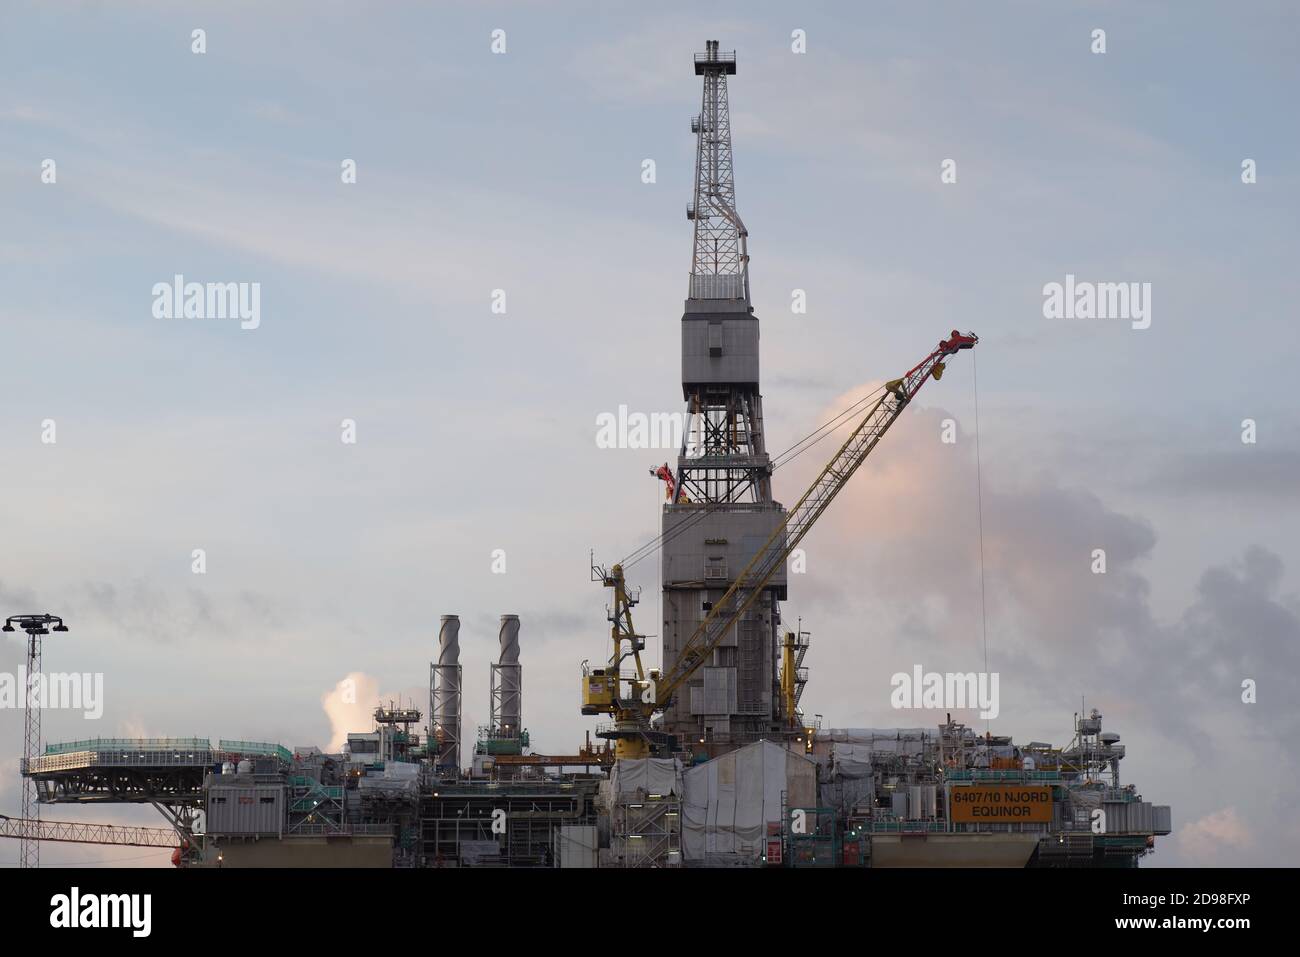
618;383;888;570
972;351;990;735
621;385;884;568
769;384;886;470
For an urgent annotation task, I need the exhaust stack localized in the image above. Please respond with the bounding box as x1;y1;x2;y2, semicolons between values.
430;615;463;772
491;614;522;738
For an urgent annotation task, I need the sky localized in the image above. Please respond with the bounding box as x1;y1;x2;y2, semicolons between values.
1;0;1297;867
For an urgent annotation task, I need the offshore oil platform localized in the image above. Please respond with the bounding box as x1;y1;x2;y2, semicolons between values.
8;41;1169;868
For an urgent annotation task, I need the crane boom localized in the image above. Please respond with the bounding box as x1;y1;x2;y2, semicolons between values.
0;813;178;848
654;330;977;706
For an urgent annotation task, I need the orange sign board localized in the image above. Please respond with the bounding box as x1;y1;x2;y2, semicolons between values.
950;785;1053;823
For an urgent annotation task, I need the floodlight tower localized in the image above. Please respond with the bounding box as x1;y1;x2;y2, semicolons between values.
3;613;68;868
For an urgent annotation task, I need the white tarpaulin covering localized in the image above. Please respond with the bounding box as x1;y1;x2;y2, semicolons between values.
358;760;420;796
828;744;878;779
817;735;932;813
608;757;682;796
554;825;598;868
681;740;816;862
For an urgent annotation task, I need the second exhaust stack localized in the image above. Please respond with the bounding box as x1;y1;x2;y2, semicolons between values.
491;614;522;737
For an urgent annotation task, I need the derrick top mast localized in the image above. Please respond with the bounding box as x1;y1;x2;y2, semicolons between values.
678;40;769;506
688;40;749;305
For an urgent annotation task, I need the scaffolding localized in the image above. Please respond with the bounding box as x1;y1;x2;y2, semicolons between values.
610;792;681;868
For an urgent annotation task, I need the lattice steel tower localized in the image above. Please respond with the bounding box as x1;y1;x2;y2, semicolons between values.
4;613;68;868
661;43;788;750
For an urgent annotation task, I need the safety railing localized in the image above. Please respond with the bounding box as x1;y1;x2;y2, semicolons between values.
45;737;211;755
218;740;293;763
26;748;217;773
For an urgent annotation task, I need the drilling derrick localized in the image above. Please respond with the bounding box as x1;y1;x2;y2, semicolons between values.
662;41;788;751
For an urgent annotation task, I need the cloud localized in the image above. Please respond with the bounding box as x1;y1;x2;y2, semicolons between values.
58;579;283;647
319;673;427;752
1140;448;1300;503
1174;807;1254;866
118;718;158;739
321;673;381;751
786;390;1157;658
1162;545;1300;746
0;580;40;612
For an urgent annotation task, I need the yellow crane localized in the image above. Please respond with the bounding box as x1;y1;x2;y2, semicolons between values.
780;625;810;737
583;330;978;759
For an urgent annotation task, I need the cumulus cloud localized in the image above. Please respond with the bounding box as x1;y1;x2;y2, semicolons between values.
319;673;428;751
784;391;1158;661
321;673;382;751
1174;808;1255;866
1155;546;1300;754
